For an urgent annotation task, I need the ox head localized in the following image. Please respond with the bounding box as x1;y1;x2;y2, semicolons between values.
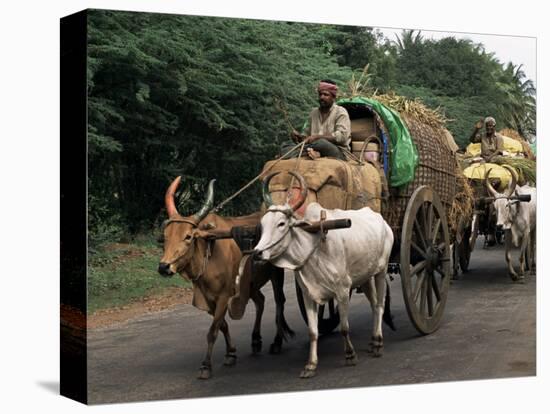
485;165;518;231
157;176;215;277
254;171;308;261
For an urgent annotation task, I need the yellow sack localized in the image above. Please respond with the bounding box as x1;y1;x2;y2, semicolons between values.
463;162;516;191
465;136;524;157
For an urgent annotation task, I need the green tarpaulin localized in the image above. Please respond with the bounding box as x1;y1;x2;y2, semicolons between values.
338;97;419;187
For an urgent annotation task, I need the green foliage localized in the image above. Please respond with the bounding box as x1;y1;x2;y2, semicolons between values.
87;11;354;242
326;26;396;90
395;85;493;148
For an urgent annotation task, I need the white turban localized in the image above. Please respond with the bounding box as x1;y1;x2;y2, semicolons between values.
484;116;496;126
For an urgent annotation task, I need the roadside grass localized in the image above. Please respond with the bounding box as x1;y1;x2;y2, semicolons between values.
88;236;191;313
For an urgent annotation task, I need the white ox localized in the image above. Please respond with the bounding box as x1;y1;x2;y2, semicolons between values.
254;172;394;378
485;166;536;281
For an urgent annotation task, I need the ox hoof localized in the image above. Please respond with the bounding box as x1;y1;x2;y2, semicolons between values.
223;353;237;366
299;368;317;379
269;342;282;355
367;344;384;358
367;337;384;357
514;276;526;284
251;340;263;355
345;354;358;366
197;366;211;380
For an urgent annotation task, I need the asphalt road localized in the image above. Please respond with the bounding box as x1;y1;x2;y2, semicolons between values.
87;240;536;404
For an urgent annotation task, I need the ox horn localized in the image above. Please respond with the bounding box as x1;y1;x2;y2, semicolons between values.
262;172;279;208
501;165;517;198
484;168;499;198
287;171;308;213
165;176;182;218
192;179;216;223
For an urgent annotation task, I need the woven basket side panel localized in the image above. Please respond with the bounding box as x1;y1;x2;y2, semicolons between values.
383;115;458;239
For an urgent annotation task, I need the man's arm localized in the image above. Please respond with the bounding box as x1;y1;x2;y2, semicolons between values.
331;109;351;145
469;119;484;143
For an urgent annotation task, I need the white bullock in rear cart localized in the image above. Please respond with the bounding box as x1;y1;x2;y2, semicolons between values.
484;166;536;281
254;172;394;378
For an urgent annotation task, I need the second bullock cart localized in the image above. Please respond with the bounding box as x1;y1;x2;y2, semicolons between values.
256;97;462;335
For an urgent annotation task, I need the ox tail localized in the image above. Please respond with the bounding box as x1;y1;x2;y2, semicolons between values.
383;278;396;331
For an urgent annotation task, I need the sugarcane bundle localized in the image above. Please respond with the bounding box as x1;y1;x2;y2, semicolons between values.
492;156;536;186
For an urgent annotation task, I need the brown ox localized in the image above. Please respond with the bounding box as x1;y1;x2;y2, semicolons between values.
158;176;293;379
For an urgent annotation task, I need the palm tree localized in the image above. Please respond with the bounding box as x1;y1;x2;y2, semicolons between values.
494;63;536;139
393;29;424;54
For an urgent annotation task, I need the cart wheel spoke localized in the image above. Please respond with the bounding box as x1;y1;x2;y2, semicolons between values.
411;240;427;259
426;204;434;241
414;217;428;250
419;277;428;316
413;271;426;303
431;274;442;301
432;218;442;245
426;273;434;316
411;260;427;277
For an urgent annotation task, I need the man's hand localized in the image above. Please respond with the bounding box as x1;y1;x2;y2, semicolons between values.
475;119;484;130
291;129;305;143
304;135;319;144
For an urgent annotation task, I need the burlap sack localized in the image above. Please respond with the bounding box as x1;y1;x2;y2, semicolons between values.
261;158;382;215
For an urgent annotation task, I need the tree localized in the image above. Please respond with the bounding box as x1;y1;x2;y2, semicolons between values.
86;10;355;241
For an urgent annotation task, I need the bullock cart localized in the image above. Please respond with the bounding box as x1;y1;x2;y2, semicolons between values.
456;160;533;275
254;97;461;335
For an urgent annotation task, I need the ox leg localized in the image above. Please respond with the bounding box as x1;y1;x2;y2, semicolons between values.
198;297;230;380
337;289;357;366
517;232;529;281
300;289;319;379
530;229;536;274
220;318;237;366
249;287;265;354
269;269;295;354
364;274;385;357
505;231;519;281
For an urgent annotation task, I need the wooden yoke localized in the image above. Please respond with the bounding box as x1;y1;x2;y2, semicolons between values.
202;218;352;241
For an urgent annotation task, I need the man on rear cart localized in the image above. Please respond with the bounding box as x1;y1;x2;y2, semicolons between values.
469;116;504;162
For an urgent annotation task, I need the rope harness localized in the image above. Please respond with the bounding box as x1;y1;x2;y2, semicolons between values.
212;141;305;213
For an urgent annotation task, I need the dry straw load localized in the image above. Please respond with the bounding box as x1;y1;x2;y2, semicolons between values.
498;128;536;160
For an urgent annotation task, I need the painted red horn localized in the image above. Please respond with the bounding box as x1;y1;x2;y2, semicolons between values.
287;171;308;212
165;176;182;218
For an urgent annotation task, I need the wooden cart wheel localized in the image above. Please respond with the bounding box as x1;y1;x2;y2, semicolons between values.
400;185;451;334
295;279;340;335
